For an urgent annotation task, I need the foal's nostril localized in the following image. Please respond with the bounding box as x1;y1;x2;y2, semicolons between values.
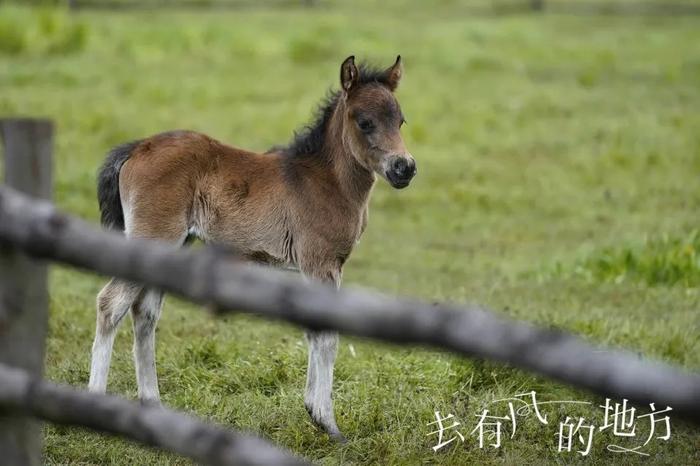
408;160;417;177
392;157;409;177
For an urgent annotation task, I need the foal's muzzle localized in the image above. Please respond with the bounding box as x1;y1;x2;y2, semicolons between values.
385;155;417;189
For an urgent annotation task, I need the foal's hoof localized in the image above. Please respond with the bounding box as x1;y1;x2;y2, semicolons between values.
139;397;162;408
305;404;347;443
329;431;348;444
321;425;347;444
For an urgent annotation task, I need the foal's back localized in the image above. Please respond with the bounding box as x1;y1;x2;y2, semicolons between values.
119;130;288;253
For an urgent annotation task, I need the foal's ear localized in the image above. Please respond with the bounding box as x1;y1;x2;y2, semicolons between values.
340;55;358;92
385;55;402;91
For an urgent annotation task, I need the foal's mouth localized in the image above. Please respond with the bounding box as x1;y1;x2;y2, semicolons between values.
385;172;413;189
387;177;412;189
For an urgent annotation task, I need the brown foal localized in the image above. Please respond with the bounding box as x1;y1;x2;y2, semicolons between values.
89;55;416;441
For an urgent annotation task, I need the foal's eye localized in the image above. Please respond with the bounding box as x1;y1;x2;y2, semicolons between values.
357;119;375;133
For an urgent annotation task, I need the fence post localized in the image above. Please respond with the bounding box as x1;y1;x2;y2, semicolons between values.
0;118;53;466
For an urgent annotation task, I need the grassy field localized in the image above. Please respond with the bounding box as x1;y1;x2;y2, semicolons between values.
1;2;699;464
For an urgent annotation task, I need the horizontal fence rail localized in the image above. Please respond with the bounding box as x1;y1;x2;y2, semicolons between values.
0;185;699;424
0;363;306;466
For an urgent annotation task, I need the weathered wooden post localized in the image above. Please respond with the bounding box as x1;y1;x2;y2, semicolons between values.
0;118;53;466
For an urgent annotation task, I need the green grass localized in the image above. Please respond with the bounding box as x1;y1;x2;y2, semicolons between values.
1;2;699;464
0;6;87;55
537;229;700;287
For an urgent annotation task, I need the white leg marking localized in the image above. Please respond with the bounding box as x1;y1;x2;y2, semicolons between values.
88;280;141;393
305;330;343;440
89;331;116;393
132;289;163;402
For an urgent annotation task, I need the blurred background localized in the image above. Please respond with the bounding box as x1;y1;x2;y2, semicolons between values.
1;0;699;464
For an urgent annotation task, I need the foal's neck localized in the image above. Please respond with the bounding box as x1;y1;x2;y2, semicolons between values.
325;99;376;208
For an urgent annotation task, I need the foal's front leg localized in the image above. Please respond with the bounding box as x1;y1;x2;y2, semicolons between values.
302;268;345;442
305;330;343;441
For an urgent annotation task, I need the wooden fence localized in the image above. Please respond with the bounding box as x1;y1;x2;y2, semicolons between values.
0;118;698;464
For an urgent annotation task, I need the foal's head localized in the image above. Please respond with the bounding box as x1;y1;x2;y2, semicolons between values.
338;56;416;189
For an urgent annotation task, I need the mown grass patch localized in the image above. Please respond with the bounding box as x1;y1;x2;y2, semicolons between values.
0;5;88;56
537;230;700;287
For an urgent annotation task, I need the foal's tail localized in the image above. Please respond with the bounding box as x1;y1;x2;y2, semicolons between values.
97;140;141;231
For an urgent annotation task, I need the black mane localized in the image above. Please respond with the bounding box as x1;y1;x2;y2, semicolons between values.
279;64;390;159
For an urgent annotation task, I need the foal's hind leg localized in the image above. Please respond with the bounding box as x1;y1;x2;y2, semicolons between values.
88;279;142;393
132;288;164;403
91;186;187;397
